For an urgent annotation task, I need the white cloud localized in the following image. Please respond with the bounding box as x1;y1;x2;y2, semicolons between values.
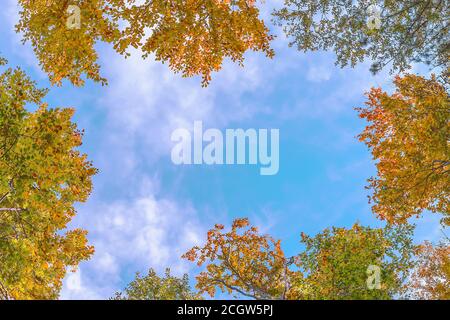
306;64;332;83
90;41;288;181
61;269;103;300
60;187;206;299
57;8;296;299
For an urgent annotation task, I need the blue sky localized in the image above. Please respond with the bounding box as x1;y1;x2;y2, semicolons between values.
0;0;444;299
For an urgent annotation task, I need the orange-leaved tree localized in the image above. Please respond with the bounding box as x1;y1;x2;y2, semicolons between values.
0;59;97;299
182;218;294;299
184;218;415;300
405;240;450;300
357;74;449;226
17;0;274;87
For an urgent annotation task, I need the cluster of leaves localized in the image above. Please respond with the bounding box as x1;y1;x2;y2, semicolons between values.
182;218;292;299
406;240;450;299
0;60;97;299
357;74;449;226
117;0;274;86
17;0;274;86
182;218;415;300
273;0;449;78
291;223;414;299
112;268;200;300
17;0;120;86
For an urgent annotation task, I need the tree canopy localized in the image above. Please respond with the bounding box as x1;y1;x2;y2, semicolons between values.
112;268;200;300
2;0;448;301
0;59;96;299
184;218;415;300
17;0;274;86
406;240;450;299
183;218;290;299
291;223;414;299
274;0;449;79
357;74;449;226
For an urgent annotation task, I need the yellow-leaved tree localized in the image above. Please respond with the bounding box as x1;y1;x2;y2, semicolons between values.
405;240;450;300
17;0;274;86
183;218;415;300
182;218;292;299
357;74;449;226
0;59;97;299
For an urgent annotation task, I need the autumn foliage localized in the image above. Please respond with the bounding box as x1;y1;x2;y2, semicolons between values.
406;240;450;300
183;218;291;299
2;0;448;302
0;60;96;299
184;218;415;300
357;74;450;226
291;223;414;299
17;0;120;86
112;268;200;300
17;0;274;86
